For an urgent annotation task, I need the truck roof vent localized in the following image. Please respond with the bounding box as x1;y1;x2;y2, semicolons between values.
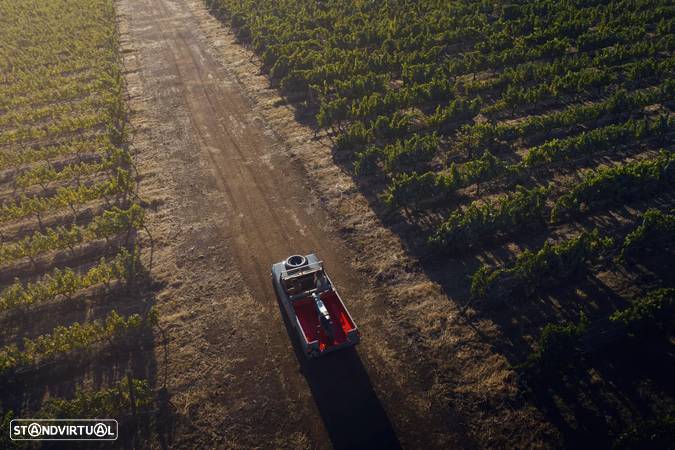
285;254;308;269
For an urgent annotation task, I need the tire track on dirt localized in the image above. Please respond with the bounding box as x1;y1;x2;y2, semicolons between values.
118;0;461;448
158;11;406;448
119;0;330;447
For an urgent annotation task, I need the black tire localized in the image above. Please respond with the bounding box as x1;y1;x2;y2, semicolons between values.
284;254;307;269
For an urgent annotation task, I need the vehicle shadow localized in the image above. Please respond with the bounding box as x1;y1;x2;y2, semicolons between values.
299;349;401;450
274;288;401;450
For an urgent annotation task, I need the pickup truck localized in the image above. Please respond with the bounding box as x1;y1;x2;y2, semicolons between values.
272;254;360;358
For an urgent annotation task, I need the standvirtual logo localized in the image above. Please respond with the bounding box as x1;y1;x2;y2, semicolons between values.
10;419;118;441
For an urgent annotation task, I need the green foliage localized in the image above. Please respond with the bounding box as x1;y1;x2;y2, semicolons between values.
382;133;439;173
459;150;510;186
39;378;154;419
0;248;140;311
203;0;675;441
0;410;21;449
620;209;675;261
427;98;481;132
456;84;668;157
527;289;675;374
0;136;115;172
0;1;155;442
526;313;589;371
0;168;135;224
610;288;675;333
430;185;548;251
0;308;156;375
552;151;675;221
15;147;132;190
207;0;674;265
383;171;455;212
522;117;673;168
471;230;613;299
0;204;144;265
353;146;382;176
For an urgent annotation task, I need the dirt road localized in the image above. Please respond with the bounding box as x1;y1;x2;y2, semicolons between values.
116;0;468;448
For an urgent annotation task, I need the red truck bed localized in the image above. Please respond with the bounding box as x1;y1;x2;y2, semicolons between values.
293;291;356;351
